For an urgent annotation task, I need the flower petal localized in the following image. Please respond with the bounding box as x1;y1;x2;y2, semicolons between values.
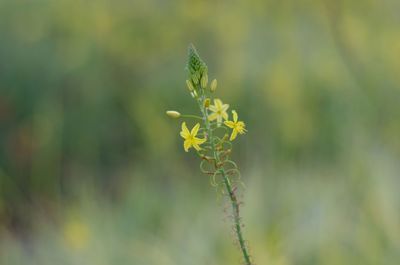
209;105;217;112
232;110;238;122
193;143;202;151
180;122;190;138
208;112;219;121
214;99;222;109
222;111;228;121
191;123;201;136
222;104;229;112
230;129;238;141
183;140;192;152
224;121;235;128
194;137;207;145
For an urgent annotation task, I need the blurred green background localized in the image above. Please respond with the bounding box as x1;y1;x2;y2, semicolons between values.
1;0;400;264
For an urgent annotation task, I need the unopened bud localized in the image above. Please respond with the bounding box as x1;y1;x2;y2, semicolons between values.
186;80;194;91
201;73;208;89
166;110;181;118
204;98;210;108
210;79;217;92
192;73;199;85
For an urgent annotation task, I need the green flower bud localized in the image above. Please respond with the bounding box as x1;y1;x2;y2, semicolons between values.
210;79;217;92
186;80;194;91
166;110;181;118
192;73;199;85
186;44;208;87
201;73;208;89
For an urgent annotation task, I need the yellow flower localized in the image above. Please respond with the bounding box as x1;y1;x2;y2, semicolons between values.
224;110;247;141
180;122;207;152
208;99;229;124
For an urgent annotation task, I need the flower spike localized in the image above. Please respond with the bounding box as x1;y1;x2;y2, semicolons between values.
168;44;253;265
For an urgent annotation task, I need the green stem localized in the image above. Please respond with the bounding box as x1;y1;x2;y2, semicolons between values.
197;90;252;265
180;114;203;120
221;170;252;265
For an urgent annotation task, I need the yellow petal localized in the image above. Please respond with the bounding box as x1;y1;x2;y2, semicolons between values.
208;112;219;121
191;123;201;136
214;99;222;109
180;122;190;138
183;140;192;152
192;137;206;151
230;129;238;141
222;104;229;112
222;111;228;120
209;105;217;112
194;137;207;145
224;121;235;128
232;110;238;122
193;143;202;151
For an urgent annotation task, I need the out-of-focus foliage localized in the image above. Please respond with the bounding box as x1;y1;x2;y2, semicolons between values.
0;0;399;264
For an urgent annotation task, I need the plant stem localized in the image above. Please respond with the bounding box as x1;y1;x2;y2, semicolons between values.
180;114;203;120
221;170;252;265
198;94;252;265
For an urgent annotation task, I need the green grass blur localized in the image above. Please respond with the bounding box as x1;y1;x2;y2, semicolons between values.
1;0;400;264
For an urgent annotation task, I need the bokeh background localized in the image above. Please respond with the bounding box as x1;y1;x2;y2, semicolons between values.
1;0;400;264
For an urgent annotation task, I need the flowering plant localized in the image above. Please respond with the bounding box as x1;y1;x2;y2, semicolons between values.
166;44;253;265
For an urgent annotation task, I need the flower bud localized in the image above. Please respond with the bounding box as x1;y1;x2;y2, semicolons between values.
204;98;210;108
166;110;181;118
186;80;194;91
187;44;208;86
192;73;199;85
210;79;217;92
201;73;208;89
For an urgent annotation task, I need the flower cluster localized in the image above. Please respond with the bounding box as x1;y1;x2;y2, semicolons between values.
174;102;246;152
167;44;246;152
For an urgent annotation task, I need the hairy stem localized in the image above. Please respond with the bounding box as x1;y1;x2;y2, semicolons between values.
221;170;252;265
198;93;252;265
